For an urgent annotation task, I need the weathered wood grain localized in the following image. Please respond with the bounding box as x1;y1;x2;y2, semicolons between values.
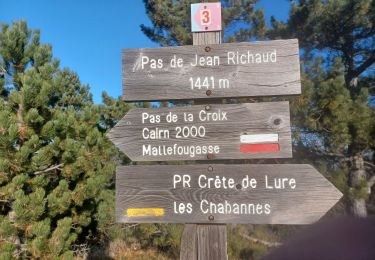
107;101;292;161
180;224;198;260
181;30;227;260
122;39;301;101
197;225;227;260
116;164;343;224
180;224;227;260
193;31;222;45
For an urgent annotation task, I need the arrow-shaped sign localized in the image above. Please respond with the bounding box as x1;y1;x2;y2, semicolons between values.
107;101;292;161
116;164;343;224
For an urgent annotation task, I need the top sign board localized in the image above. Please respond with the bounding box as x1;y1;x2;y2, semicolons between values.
191;2;222;32
122;39;301;101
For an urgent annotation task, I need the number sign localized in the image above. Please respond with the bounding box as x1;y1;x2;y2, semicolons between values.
191;2;221;32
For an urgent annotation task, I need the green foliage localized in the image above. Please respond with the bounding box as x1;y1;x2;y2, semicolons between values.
13;188;46;224
119;223;184;258
0;215;16;237
99;91;132;131
269;0;374;56
292;57;366;153
348;179;370;200
47;180;71;217
49;217;77;256
227;225;269;259
0;21;130;258
289;55;374;157
271;2;374;171
0;242;16;260
270;0;375;217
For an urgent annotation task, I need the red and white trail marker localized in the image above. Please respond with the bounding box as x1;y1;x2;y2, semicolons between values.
240;133;280;153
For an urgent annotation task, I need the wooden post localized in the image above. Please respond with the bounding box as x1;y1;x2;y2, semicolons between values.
181;219;227;259
180;224;198;260
180;29;228;260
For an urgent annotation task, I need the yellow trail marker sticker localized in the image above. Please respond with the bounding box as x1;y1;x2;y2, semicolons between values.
127;208;165;217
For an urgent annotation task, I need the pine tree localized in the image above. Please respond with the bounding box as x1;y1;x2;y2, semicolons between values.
0;21;122;258
269;0;375;217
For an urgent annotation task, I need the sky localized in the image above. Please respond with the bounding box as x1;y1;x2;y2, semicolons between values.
1;0;290;103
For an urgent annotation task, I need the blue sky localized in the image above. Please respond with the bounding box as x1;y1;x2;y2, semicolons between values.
1;0;290;103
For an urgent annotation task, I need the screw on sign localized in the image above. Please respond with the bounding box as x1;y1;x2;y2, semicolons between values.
191;2;221;32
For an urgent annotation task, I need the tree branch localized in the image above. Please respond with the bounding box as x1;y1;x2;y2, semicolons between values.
122;224;140;229
353;52;375;79
364;161;375;168
240;233;282;248
0;65;10;76
309;146;347;159
367;175;375;194
34;163;64;175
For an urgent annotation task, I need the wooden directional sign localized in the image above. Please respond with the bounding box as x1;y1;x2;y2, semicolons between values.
107;101;292;161
122;39;301;101
116;164;343;224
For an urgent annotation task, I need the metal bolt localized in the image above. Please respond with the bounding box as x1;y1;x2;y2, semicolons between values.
274;118;281;125
236;183;242;190
208;166;213;172
206;90;212;96
207;154;214;160
205;46;211;52
205;105;211;111
208;215;214;221
205;27;208;30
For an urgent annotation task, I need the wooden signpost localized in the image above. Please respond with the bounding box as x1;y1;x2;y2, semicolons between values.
116;164;342;224
108;2;343;260
107;102;293;161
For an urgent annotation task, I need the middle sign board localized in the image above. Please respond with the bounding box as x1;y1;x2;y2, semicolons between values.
107;101;292;161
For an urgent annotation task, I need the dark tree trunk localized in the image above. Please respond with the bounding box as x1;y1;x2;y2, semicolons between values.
348;155;367;217
345;69;368;216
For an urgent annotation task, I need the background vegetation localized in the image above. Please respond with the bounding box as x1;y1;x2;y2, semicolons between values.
0;0;374;259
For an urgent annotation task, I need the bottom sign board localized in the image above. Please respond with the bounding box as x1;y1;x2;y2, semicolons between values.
116;164;342;224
